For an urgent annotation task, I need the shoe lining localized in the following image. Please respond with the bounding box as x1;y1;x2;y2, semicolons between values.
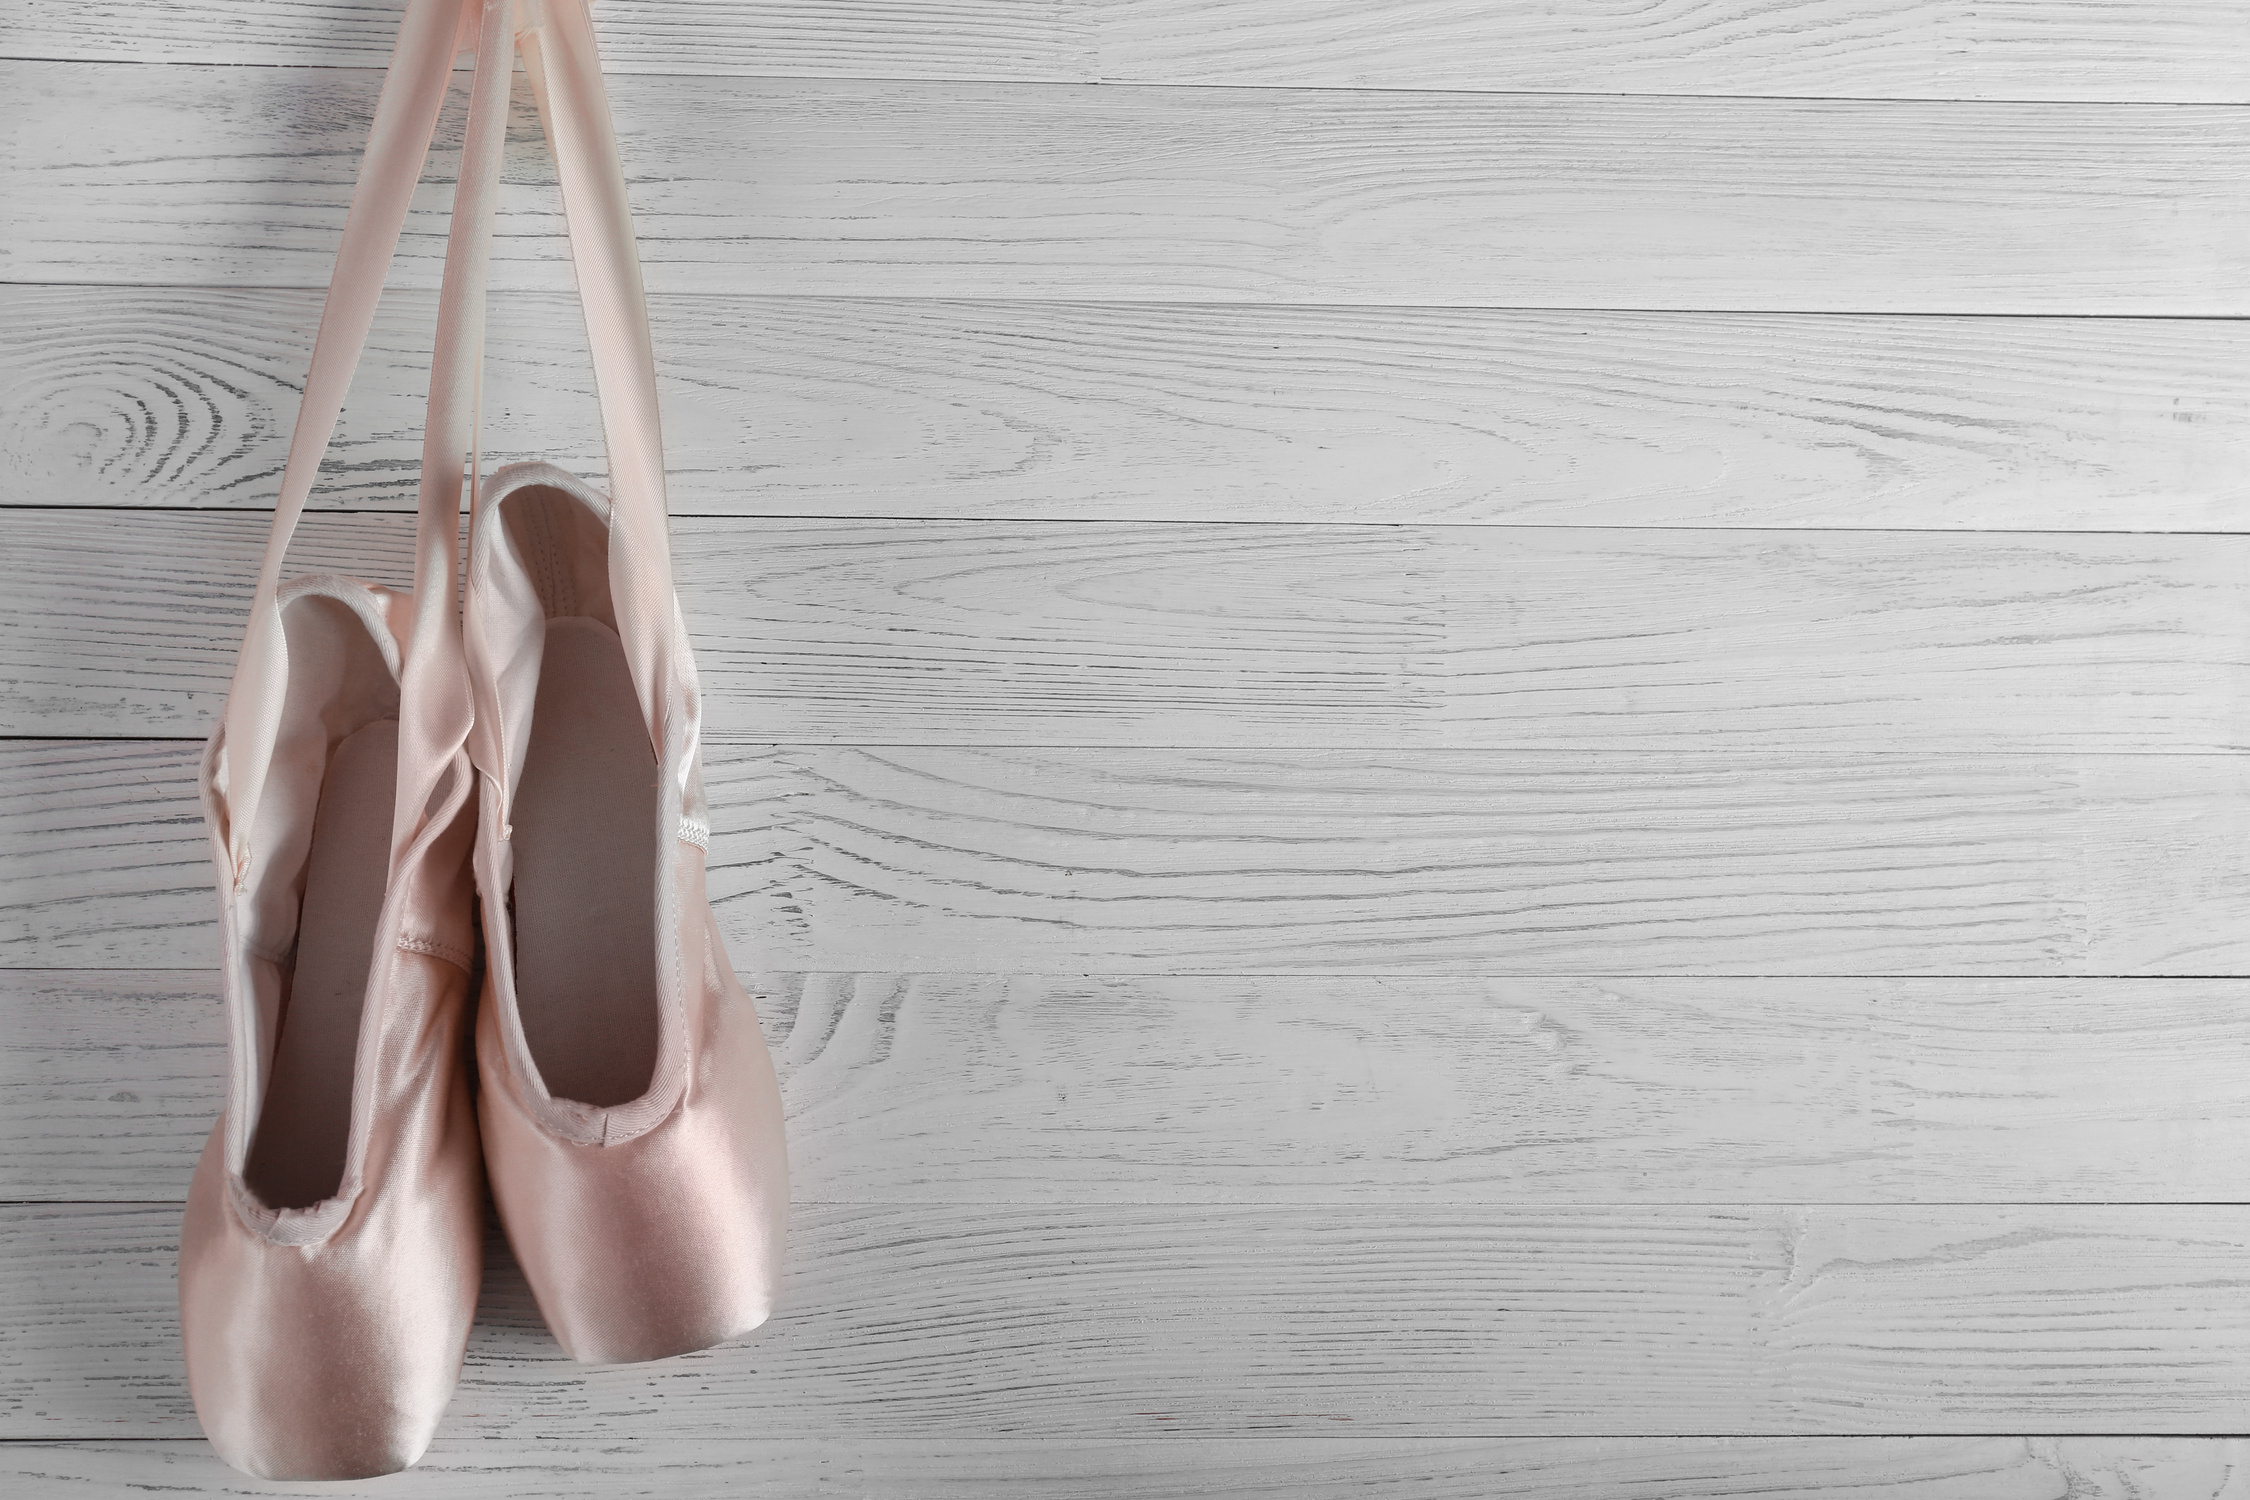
243;717;397;1211
510;613;662;1108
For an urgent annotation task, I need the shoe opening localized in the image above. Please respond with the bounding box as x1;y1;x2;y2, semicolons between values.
241;589;399;1210
495;483;662;1109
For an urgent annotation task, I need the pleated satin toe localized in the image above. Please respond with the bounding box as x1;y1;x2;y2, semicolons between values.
182;576;483;1480
465;462;788;1365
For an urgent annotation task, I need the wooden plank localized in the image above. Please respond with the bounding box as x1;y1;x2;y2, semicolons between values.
1094;1;2250;104
7;1436;2248;1499
0;741;216;971
7;740;2245;974
11;1203;2250;1437
1;512;412;740
34;515;2250;747
699;747;2249;976
0;972;222;1202
13;511;2249;752
13;288;2244;529
10;66;2247;312
12;970;2250;1206
16;2;2248;104
9;0;1093;82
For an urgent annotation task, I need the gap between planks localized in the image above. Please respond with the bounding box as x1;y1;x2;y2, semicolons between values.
16;512;2250;540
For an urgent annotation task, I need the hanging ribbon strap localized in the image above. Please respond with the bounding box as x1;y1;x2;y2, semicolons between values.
519;0;699;768
220;0;690;885
389;0;517;868
217;0;519;885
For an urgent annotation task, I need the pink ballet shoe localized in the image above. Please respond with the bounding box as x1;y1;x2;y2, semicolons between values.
182;578;482;1480
459;0;787;1368
464;461;786;1365
181;0;510;1475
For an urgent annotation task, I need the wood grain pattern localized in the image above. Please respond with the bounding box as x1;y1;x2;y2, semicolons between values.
13;288;2245;529
15;3;2250;1473
9;1436;2250;1499
16;2;2248;103
8;739;2247;974
11;65;2248;312
12;1203;2250;1437
698;746;2250;977
11;509;2250;751
1093;1;2250;103
13;970;2250;1206
0;741;217;971
0;972;222;1202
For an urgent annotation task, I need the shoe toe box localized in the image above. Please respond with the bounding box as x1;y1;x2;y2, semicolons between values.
178;1132;482;1480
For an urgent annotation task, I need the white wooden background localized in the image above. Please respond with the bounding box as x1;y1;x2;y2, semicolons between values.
5;2;2250;1494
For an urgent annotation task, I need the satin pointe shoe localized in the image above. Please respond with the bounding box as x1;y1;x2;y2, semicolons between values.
464;460;787;1365
455;0;786;1368
183;578;482;1480
179;0;514;1476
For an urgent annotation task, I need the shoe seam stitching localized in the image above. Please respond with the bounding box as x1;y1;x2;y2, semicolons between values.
398;933;473;971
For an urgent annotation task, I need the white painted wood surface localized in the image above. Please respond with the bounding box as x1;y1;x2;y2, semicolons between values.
13;1202;2250;1437
14;289;2245;528
13;971;2250;1206
10;739;2246;974
12;66;2250;312
8;1436;2250;1499
6;0;2245;1488
12;510;2249;750
23;1;2250;102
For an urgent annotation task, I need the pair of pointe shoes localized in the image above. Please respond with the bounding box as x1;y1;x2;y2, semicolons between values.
180;461;788;1480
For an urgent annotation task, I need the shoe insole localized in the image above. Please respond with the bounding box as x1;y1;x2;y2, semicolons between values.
243;718;397;1211
510;615;662;1107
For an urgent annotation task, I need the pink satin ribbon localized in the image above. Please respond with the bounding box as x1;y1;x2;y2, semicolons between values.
217;0;691;885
